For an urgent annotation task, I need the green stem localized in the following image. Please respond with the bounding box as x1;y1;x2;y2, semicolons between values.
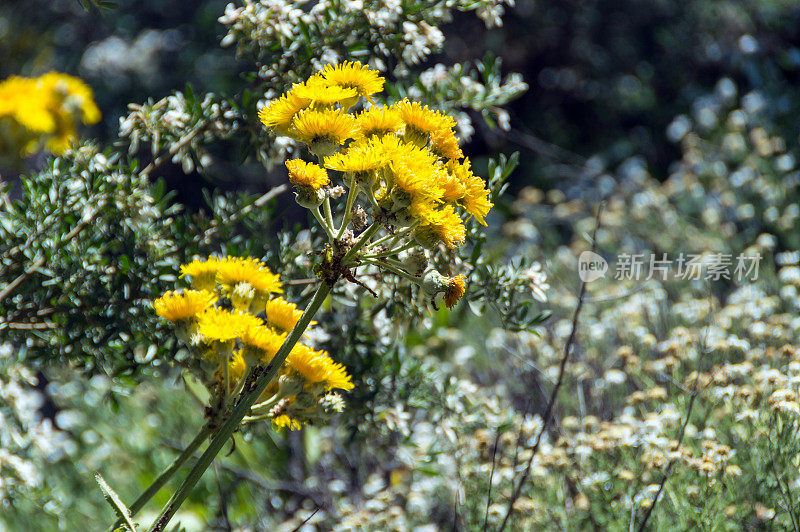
362;258;421;284
241;412;275;424
222;353;230;402
249;393;281;413
111;426;211;530
336;179;358;239
365;223;416;250
323;197;335;230
380;257;409;270
147;282;331;532
312;207;334;241
360;242;414;260
229;366;251;400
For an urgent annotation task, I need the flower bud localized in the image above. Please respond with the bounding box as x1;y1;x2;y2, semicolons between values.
319;392;346;415
414;225;440;250
403;249;428;276
422;270;449;298
294;188;325;209
422;271;466;309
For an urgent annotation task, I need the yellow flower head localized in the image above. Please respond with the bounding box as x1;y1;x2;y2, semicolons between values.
228;350;247;383
273;414;302;430
39;72;101;125
429;128;463;161
258;92;310;134
324;138;389;177
287;345;354;391
216;257;283;296
241;323;286;362
413;204;467;249
387;144;445;202
285;159;329;190
445;158;492;225
319;61;385;101
460;175;493;226
0;77;56;134
394;100;456;137
0;72;100;156
291;77;359;106
445;275;466;309
196;308;263;343
180;257;223;291
291;108;357;146
265;297;309;332
355;106;403;137
154;290;216;322
440;165;467;202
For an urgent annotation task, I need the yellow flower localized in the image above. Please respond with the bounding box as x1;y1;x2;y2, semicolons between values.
319;61;385;101
216;257;283;295
355;106;403;137
413;204;467;249
0;77;56;133
195;308;263;343
291;108;357;146
440;165;467;202
444;275;466;309
228;350;247;383
258;91;309;134
273;414;302;430
429;128;463;161
393;99;455;137
0;72;100;156
285;159;329;190
447;158;492;225
265;297;308;332
291;77;359;106
153;290;216;322
386;144;445;203
460;176;493;226
39;72;101;125
287;344;354;391
180;257;223;291
324;138;389;177
241;323;286;363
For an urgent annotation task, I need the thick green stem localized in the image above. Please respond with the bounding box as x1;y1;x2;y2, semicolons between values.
110;426;211;530
147;283;332;532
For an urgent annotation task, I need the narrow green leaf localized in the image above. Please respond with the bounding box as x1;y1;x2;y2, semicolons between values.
95;473;137;532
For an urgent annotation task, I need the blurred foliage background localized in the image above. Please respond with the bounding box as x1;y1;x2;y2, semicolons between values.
3;0;800;530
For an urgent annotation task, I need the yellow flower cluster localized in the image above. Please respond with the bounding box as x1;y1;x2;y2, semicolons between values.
258;61;492;251
0;72;100;158
154;256;353;430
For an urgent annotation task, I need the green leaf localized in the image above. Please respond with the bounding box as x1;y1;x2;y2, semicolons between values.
95;473;137;532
